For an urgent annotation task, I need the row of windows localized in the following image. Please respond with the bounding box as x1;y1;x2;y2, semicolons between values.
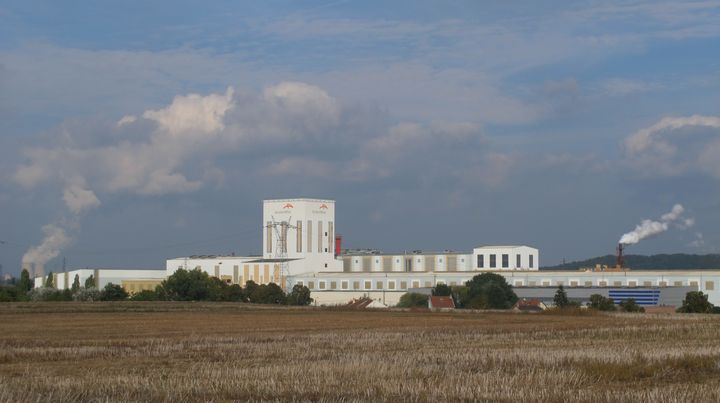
513;280;715;289
477;254;534;269
297;278;717;291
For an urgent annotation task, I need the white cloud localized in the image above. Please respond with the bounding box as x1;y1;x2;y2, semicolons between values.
143;87;234;136
21;223;72;266
624;115;720;178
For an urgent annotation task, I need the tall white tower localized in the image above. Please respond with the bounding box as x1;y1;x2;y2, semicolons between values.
263;198;341;275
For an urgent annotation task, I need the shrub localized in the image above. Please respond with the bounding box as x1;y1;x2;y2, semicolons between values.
71;274;81;293
85;275;96;289
286;284;313;306
619;298;645;313
0;286;21;302
45;272;54;288
16;269;33;293
677;291;714;313
396;292;429;308
73;287;101;301
159;268;214;301
462;273;518;309
433;284;452;297
249;283;286;304
130;289;160;301
588;294;616;311
29;287;72;301
100;283;129;301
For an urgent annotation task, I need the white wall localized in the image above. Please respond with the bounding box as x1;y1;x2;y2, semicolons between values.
472;246;539;271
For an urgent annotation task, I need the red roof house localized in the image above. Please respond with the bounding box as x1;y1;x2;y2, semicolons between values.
428;296;455;310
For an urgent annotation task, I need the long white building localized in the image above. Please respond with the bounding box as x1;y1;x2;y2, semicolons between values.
35;197;720;307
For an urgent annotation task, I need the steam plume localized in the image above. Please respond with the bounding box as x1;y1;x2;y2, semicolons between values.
21;224;72;267
619;204;693;245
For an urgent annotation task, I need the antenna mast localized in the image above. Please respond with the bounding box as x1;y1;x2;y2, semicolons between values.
267;216;297;291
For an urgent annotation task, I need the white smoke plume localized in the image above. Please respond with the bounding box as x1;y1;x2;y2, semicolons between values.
619;204;693;245
21;224;72;267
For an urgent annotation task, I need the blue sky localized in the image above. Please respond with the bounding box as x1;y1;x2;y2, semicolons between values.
2;1;720;275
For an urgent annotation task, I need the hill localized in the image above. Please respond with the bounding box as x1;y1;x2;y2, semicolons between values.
542;254;720;271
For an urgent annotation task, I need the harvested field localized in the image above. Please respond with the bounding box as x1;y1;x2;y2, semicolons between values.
1;303;720;402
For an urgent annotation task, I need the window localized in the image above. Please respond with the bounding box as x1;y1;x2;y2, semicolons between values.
674;281;683;287
528;281;536;286
296;221;303;253
515;281;523;287
319;281;326;290
330;281;337;289
585;281;592;287
599;281;607;287
659;281;667;287
706;281;714;290
308;281;314;289
425;281;432;287
529;255;534;268
516;254;521;268
400;281;407;289
341;281;348;290
353;281;360;290
328;222;334;254
628;281;637;287
477;254;484;268
266;221;272;253
643;281;652;287
490;254;497;268
556;281;564;286
690;281;699;287
570;281;578;286
318;221;323;253
502;254;509;268
613;281;622;286
412;281;420;288
297;281;304;287
542;281;550;286
388;281;395;290
364;281;371;289
376;281;383;290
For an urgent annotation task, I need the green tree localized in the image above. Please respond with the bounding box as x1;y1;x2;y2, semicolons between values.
462;273;518;309
244;280;259;301
100;283;129;301
0;286;20;302
588;294;616;311
677;291;714;313
286;284;313;305
71;274;81;293
619;298;645;313
553;285;570;308
250;283;286;304
159;268;214;301
16;269;33;294
433;283;452;297
45;272;54;288
396;292;429;308
85;275;96;289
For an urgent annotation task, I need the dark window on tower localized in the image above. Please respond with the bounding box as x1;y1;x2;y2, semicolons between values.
529;255;534;268
490;254;496;268
502;254;509;268
477;254;484;268
516;254;521;268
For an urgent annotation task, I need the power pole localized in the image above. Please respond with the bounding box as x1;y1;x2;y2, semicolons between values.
266;216;297;291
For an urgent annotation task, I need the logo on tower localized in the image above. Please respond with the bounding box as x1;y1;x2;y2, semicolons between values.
319;204;328;209
283;203;294;209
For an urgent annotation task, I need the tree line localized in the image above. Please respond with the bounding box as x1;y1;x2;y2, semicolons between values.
0;268;312;305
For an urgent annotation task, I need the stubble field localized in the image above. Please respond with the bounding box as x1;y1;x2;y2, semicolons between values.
1;302;720;402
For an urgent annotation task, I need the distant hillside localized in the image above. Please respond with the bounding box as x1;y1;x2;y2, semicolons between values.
541;254;720;271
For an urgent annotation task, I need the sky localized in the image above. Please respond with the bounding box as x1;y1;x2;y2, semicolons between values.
2;1;720;275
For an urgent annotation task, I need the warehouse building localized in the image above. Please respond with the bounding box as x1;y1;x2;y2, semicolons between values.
34;197;720;308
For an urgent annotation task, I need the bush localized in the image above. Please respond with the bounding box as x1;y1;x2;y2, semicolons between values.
553;285;570;308
29;287;72;301
73;287;101;301
0;286;21;302
462;273;518;309
286;284;313;306
85;275;96;289
16;269;33;294
588;294;616;311
396;292;429;308
619;298;645;313
129;289;161;301
433;284;452;297
100;283;129;301
677;291;714;313
158;268;215;301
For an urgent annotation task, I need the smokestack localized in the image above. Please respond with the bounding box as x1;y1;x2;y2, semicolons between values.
335;235;342;257
616;243;624;269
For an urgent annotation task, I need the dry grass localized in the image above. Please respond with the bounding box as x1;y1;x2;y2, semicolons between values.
1;303;720;402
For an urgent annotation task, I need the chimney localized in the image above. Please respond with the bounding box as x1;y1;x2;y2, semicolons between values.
616;243;624;269
335;235;342;257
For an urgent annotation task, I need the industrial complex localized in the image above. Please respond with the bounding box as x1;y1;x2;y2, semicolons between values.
33;198;720;307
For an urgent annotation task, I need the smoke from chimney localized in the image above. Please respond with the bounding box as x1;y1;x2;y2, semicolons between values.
619;204;693;245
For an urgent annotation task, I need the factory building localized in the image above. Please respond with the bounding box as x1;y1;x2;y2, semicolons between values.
33;197;720;308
